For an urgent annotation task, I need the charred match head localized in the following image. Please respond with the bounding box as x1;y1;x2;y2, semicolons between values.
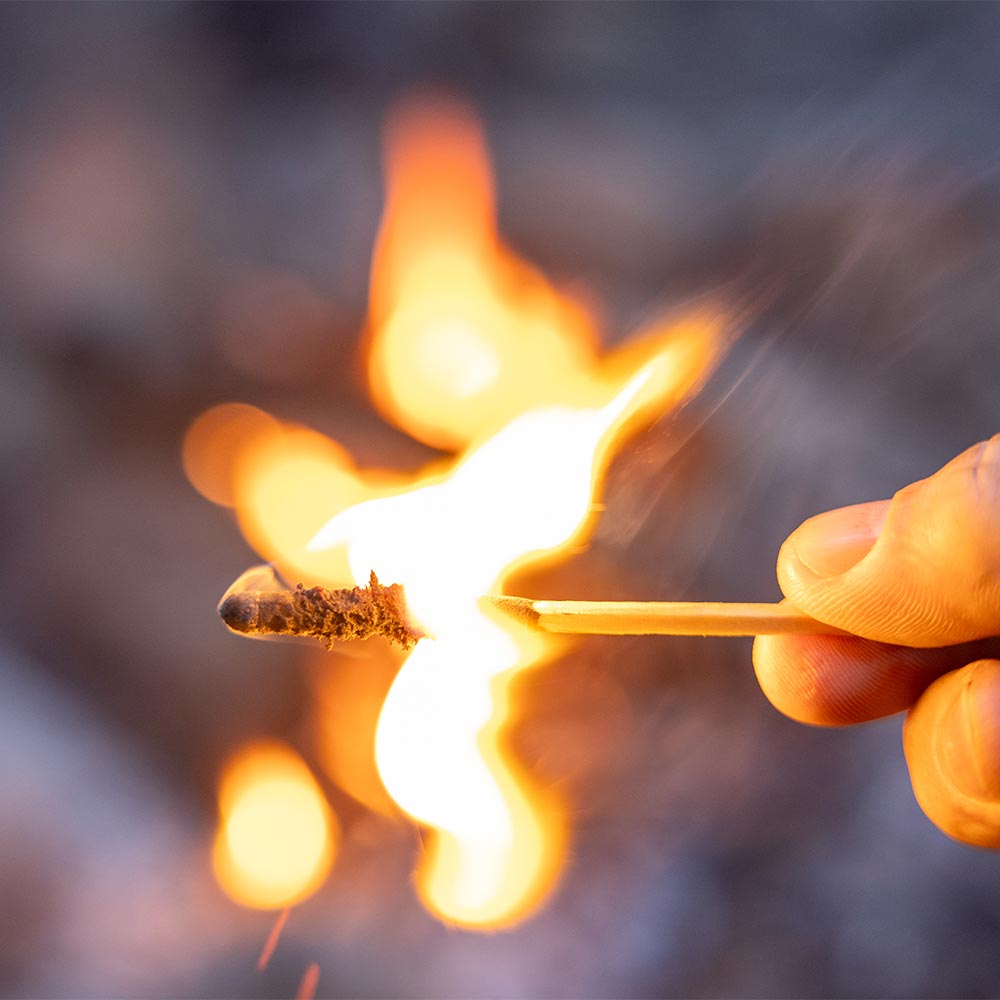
218;592;259;634
218;571;425;649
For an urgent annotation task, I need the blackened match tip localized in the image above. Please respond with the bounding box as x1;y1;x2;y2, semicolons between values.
219;592;256;633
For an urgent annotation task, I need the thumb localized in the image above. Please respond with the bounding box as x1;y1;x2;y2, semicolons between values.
777;436;1000;647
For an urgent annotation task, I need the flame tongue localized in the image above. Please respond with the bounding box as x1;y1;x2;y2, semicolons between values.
310;372;654;627
305;370;663;927
377;626;537;919
366;97;604;454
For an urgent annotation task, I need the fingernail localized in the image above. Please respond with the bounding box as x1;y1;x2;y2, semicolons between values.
791;503;887;579
935;663;1000;801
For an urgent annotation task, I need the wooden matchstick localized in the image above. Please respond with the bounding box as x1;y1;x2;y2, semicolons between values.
484;596;850;637
218;571;849;646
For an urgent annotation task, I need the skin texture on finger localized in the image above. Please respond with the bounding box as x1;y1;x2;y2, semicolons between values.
778;436;1000;647
753;630;1000;726
903;659;1000;848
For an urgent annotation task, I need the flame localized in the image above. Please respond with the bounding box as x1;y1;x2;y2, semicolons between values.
366;97;604;453
308;368;680;927
230;424;366;589
182;403;280;508
195;96;723;928
213;743;337;910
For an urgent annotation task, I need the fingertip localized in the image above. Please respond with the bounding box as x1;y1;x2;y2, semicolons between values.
752;633;884;727
753;634;819;725
752;633;993;727
778;501;889;584
775;501;892;637
904;659;1000;848
777;443;1000;646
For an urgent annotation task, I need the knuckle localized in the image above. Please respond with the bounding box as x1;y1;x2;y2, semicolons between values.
963;437;1000;590
970;434;1000;507
912;438;1000;598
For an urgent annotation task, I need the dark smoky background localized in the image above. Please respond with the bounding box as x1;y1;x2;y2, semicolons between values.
1;3;999;997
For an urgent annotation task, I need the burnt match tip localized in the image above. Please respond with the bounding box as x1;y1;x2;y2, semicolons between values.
217;579;424;648
219;592;256;633
480;594;541;628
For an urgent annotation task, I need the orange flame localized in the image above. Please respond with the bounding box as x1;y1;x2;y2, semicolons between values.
196;96;722;927
308;368;685;926
213;743;337;910
366;97;605;453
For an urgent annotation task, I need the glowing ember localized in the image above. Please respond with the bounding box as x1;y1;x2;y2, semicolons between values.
296;963;321;1000
196;96;722;928
213;743;337;910
256;907;291;972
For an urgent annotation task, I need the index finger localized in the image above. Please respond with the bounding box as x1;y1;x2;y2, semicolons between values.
752;630;1000;726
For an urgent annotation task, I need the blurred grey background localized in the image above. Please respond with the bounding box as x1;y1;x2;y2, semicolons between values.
1;2;999;997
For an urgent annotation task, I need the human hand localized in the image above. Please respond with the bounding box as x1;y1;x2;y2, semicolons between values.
753;437;1000;846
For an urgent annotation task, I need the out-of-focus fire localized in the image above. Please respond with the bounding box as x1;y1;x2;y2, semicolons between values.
366;99;603;453
192;96;723;928
213;742;336;910
182;403;280;509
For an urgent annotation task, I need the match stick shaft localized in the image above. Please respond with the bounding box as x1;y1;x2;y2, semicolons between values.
488;596;849;637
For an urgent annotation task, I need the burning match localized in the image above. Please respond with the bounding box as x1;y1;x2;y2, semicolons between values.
218;571;424;649
201;97;734;928
220;577;848;642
